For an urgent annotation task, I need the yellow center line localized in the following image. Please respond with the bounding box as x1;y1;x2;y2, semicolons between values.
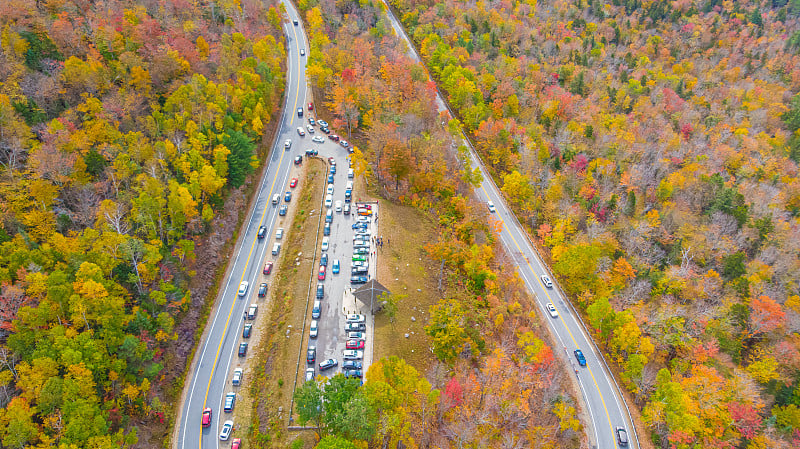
481;185;617;447
197;15;303;449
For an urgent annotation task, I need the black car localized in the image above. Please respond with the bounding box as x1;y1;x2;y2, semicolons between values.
238;342;248;357
242;323;252;338
294;155;303;165
307;346;316;364
342;360;362;370
279;205;288;216
319;358;338;371
320;126;329;134
343;369;363;378
293;19;298;25
305;148;318;157
320;253;328;266
257;226;267;239
297;107;303;117
345;322;366;332
323;222;331;236
350;276;368;284
258;282;268;297
284;191;292;202
316;284;324;299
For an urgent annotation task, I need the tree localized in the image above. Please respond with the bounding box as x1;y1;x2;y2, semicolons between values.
223;130;256;188
315;435;358;449
294;380;324;434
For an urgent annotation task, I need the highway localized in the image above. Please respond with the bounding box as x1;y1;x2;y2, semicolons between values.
379;2;639;448
174;2;309;448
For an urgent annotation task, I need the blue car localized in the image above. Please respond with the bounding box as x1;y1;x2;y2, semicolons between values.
320;253;328;266
352;223;368;230
331;165;336;174
332;259;340;274
574;349;587;367
328;174;334;183
350;276;368;284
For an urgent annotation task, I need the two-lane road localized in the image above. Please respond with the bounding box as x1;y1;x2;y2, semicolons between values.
379;2;639;448
175;3;309;448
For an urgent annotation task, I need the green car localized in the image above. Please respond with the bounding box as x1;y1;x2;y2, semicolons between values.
352;254;367;262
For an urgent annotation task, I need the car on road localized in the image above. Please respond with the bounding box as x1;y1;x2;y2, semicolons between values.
351;275;368;284
487;201;496;213
318;120;328;128
574;349;587;367
219;420;234;441
546;303;558;318
319;358;338;371
344;369;363;378
258;282;268;297
201;408;212;427
308;117;316;125
342;360;362;370
257;226;267;239
346;339;365;350
352;254;367;262
318;265;326;280
284;191;292;202
332;259;340;274
297;108;303;117
300;48;305;56
284;139;291;149
312;135;324;143
238;342;248;357
335;200;342;212
279;204;288;216
232;368;243;386
321;237;329;251
306;124;314;133
297;127;305;136
307;345;316;364
305;368;315;382
320;253;328;266
345;322;366;332
242;323;252;338
342;349;363;360
237;281;248;296
309;320;318;338
541;274;553;288
343;203;351;215
346;314;366;323
294;155;303;165
263;261;273;275
224;392;236;412
616;427;629;446
232;438;241;449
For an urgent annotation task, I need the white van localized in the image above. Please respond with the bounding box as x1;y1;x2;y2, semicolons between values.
275;228;283;240
346;181;353;190
272;194;280;205
348;168;354;179
272;242;281;255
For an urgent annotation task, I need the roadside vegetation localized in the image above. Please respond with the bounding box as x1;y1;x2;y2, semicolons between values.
0;0;285;447
387;0;800;447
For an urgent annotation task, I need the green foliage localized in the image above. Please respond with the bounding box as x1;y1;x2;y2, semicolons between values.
721;252;747;280
316;436;359;449
783;93;800;132
19;31;62;71
223;130;256;188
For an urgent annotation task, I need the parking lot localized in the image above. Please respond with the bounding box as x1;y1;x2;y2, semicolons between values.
295;113;378;383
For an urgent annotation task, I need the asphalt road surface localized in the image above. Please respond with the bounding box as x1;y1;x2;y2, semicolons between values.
175;3;312;448
380;2;639;448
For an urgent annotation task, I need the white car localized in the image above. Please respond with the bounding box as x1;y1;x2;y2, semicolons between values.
275;228;283;240
300;48;305;56
487;201;496;213
312;135;325;143
346;314;366;323
305;367;315;382
309;320;318;338
306;124;314;133
546;303;558;318
284;139;291;150
297;127;305;136
219;420;234;441
327;184;334;195
325;194;333;208
342;349;363;360
335;200;342;212
321;237;329;251
237;281;249;296
232;368;243;386
541;274;553;288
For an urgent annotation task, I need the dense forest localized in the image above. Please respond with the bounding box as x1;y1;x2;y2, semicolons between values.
0;0;285;446
384;0;800;447
293;1;583;447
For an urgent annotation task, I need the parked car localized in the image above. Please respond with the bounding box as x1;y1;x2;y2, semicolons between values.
332;259;340;274
325;194;333;208
320;126;329;134
257;226;267;239
350;276;368;284
574;349;587;367
352;254;367;262
346;339;365;350
242;323;252;338
305;367;315;382
327;184;334;195
342;349;363;360
307;345;316;364
284;191;292;202
308;102;314;111
275;228;283;240
231;438;241;449
323;222;330;236
312;135;324;143
352;261;368;268
319;358;338;371
320;253;328;266
345;322;366;332
318;265;326;280
237;281;249;296
351;266;368;275
312;300;321;319
344;369;363;378
306;124;314;134
201;408;212;427
258;282;267;297
352;222;368;230
342;360;362;370
223;392;236;412
316;284;324;299
327;173;334;183
541;274;553;288
328;133;339;142
219;420;234;441
340;140;350;148
331;164;336;174
346;314;366;323
279;204;288;216
309;320;318;338
272;242;280;255
297;127;305;136
247;304;257;319
238;342;248;357
290;177;298;188
308;117;316;126
321;237;329;251
318;120;328;128
232;368;243;386
263;261;273;275
343;204;351;215
294;155;303;165
305;148;318;157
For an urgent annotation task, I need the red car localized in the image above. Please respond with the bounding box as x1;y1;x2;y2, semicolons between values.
328;157;336;165
290;178;298;188
308;102;314;110
263;262;273;275
201;407;212;427
231;438;242;449
318;265;326;280
346;339;365;350
328;134;339;142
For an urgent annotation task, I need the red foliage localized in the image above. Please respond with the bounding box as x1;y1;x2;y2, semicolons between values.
680;123;693;140
0;283;33;333
444;377;463;406
662;87;685;113
728;402;762;439
569;154;588;173
749;295;785;336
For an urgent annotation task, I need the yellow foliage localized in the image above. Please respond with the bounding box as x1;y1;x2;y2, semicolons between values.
747;355;779;384
645;209;661;227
